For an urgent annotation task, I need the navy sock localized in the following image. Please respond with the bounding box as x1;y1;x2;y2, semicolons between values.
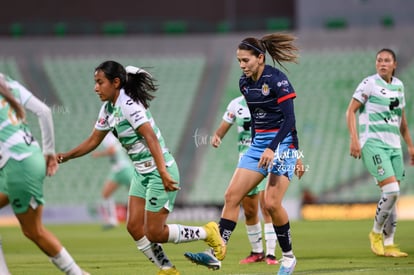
219;218;236;244
274;222;292;253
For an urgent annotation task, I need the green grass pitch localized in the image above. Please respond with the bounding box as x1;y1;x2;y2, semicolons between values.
1;219;414;274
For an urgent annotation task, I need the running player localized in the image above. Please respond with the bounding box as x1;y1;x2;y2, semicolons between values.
212;95;279;265
0;73;89;275
346;48;414;257
91;131;134;229
185;32;301;275
56;61;225;275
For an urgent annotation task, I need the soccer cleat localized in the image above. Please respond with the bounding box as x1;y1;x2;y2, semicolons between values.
203;221;226;261
384;245;408;257
239;251;265;264
277;256;296;275
368;231;384;256
157;266;180;275
82;270;91;275
265;254;279;265
184;249;221;270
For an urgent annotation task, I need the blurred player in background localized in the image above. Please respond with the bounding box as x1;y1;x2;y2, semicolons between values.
91;131;134;229
346;48;414;258
56;60;224;275
185;32;302;275
212;95;279;265
0;73;89;275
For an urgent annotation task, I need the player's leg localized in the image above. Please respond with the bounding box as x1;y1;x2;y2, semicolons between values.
362;145;403;256
9;154;88;275
0;235;10;275
239;193;265;264
100;180;119;228
16;206;86;274
127;172;176;273
266;143;297;275
259;190;278;265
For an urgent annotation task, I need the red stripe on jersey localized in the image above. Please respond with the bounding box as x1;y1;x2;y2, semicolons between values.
277;92;296;104
255;128;280;133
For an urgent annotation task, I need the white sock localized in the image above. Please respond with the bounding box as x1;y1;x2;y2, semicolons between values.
0;238;10;275
383;207;397;246
50;247;82;275
136;236;172;269
264;222;277;256
373;182;399;233
246;223;263;253
167;224;207;243
101;198;118;226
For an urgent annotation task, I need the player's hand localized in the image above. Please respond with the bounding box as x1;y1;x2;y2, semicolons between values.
349;140;361;159
408;146;414;165
161;173;180;192
258;148;274;169
211;134;222;148
45;154;59;176
294;158;305;180
56;153;68;164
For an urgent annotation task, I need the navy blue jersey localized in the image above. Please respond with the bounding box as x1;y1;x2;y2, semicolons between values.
239;65;298;149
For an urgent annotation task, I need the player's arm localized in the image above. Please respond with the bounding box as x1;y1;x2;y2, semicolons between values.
136;122;179;192
345;98;362;159
400;109;414;165
212;121;232;148
57;129;108;163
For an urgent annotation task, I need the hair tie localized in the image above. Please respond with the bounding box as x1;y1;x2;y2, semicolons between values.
125;65;152;77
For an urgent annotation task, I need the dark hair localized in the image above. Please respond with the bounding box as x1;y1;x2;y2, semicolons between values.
238;33;299;70
95;60;157;108
376;48;397;76
0;74;25;121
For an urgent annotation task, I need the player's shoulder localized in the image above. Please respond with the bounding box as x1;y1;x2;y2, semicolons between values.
229;95;245;106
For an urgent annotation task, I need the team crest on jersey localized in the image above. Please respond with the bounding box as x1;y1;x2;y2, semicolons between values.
261;83;270;96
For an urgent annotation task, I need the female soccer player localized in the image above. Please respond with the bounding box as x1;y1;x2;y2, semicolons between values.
0;73;89;275
212;95;305;266
91;131;134;229
185;33;301;275
56;61;224;275
346;48;414;257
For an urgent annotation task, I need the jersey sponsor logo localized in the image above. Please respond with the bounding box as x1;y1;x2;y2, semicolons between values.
277;80;289;87
242;86;249;94
261;83;270;96
149;197;157;206
253;107;266;119
97;117;107;126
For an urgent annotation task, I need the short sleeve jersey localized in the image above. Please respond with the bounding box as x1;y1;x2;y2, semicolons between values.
353;73;405;149
101;132;133;173
222;96;251;154
239;65;298;146
0;74;40;167
95;89;172;173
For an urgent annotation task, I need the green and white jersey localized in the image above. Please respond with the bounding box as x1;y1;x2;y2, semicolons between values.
353;73;405;149
0;74;39;168
95;89;172;174
101;131;133;173
223;95;252;154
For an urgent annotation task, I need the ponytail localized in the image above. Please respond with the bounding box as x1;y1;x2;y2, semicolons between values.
239;33;299;70
125;66;157;109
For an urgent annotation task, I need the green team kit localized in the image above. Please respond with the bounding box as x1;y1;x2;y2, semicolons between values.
353;73;405;182
95;89;179;212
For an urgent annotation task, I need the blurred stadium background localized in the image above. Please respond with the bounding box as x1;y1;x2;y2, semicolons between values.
1;0;414;223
